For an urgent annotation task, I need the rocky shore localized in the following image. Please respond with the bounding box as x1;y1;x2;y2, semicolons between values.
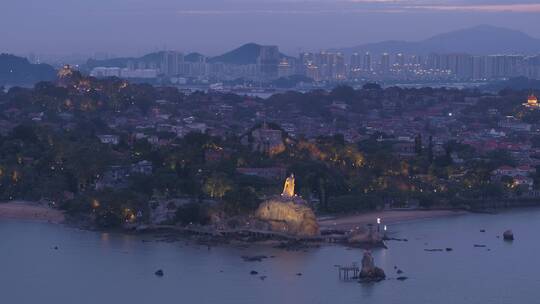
0;200;473;250
114;208;474;249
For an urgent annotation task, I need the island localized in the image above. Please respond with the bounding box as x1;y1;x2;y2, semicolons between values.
0;67;536;245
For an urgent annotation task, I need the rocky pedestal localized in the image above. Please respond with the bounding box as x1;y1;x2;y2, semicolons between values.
359;251;386;282
255;196;319;237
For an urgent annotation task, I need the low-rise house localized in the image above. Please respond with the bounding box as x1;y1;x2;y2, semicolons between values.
97;134;120;145
131;160;153;175
205;148;232;163
95;165;130;190
248;123;285;155
95;161;153;190
186;122;207;133
492;165;536;178
499;117;532;132
513;175;534;191
147;135;159;145
236;167;286;181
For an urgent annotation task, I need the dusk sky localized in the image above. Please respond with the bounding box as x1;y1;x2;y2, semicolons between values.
1;0;539;57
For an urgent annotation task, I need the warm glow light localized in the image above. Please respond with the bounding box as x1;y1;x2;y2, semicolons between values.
526;94;538;107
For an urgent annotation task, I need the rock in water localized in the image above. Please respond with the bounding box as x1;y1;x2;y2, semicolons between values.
503;230;514;241
255;196;319;237
396;276;408;281
359;251;386;282
347;227;384;247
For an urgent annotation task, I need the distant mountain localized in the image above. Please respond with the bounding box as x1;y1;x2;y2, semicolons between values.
340;25;540;55
209;43;289;65
185;52;206;63
0;54;56;86
82;43;290;71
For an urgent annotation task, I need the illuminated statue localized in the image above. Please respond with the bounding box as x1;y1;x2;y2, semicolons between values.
528;94;538;107
282;174;295;197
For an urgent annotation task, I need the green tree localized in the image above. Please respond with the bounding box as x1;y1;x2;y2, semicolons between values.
175;203;210;225
203;172;232;199
222;187;260;216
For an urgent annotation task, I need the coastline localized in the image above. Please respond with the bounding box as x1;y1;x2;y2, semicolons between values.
0;201;65;224
318;209;468;231
0;200;467;233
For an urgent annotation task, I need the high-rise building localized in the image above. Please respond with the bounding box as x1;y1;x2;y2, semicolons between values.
332;53;346;80
161;51;184;76
278;58;294;78
350;53;361;69
258;46;280;80
472;56;486;80
426;53;440;70
395;53;405;67
363;52;372;71
380;53;390;73
298;52;314;75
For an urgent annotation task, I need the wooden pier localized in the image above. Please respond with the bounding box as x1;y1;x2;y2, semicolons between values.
338;263;360;281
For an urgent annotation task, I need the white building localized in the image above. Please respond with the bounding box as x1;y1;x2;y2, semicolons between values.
97;134;120;145
90;67;158;79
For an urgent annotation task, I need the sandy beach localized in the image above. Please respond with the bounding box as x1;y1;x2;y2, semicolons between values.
318;209;467;230
0;201;65;223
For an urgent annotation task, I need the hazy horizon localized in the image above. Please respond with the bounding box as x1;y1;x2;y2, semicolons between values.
1;0;540;58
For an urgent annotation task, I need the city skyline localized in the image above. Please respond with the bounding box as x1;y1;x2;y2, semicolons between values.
86;47;540;84
1;0;539;56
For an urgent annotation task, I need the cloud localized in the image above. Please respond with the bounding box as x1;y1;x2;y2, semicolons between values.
408;3;540;12
170;0;540;15
14;0;538;16
175;8;408;15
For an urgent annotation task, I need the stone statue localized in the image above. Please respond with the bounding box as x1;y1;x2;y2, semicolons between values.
282;174;295;197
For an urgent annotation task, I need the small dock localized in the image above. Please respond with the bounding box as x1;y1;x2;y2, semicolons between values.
338;263;360;281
